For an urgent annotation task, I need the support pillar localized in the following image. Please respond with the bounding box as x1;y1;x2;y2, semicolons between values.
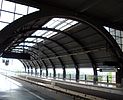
35;68;37;76
25;67;26;73
28;68;29;74
46;68;48;77
31;68;33;75
93;67;98;84
53;67;56;78
76;67;79;82
40;69;42;76
63;67;66;80
116;67;123;85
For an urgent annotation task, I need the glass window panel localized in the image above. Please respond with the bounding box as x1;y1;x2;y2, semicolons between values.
0;0;2;4
116;30;120;37
37;39;43;42
121;31;123;37
0;22;8;30
25;38;35;41
55;22;67;30
60;24;71;31
24;47;28;49
19;43;23;46
47;21;61;28
116;37;121;44
53;18;65;22
15;3;28;15
112;35;115;39
47;32;57;38
14;14;23;20
2;0;15;12
110;28;115;35
24;43;35;46
104;26;109;32
32;30;47;36
42;31;53;37
43;20;55;27
70;21;78;25
0;11;14;23
122;38;123;44
28;7;39;14
33;38;43;42
66;20;73;24
15;46;22;49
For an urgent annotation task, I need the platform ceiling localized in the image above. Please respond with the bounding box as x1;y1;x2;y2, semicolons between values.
0;0;123;70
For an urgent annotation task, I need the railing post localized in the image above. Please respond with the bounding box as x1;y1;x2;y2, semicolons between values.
69;74;71;80
107;75;109;83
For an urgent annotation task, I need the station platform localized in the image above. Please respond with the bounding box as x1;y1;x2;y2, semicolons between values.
1;73;123;100
12;74;123;100
0;74;55;100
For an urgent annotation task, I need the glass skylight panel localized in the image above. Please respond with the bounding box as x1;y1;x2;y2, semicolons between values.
55;22;67;30
60;24;72;31
2;0;15;12
43;18;66;28
70;21;78;25
25;38;35;42
42;31;53;37
47;32;57;38
14;14;23;20
36;39;43;42
0;0;2;4
15;3;28;15
43;18;78;31
0;22;8;30
31;30;47;36
28;7;39;14
0;11;14;23
15;46;29;50
24;43;35;46
42;31;57;38
66;19;73;23
43;19;56;28
104;26;109;32
19;43;24;46
15;46;23;49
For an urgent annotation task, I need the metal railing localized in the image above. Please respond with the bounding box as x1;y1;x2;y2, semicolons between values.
0;69;116;84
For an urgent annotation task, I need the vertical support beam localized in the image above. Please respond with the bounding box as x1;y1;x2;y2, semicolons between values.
93;66;98;84
63;66;66;80
40;69;42;76
42;60;48;77
31;68;33;75
35;68;37;76
76;67;79;82
72;56;79;82
116;67;123;85
28;68;30;74
53;65;56;78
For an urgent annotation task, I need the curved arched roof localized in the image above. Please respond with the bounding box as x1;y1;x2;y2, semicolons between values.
0;6;123;70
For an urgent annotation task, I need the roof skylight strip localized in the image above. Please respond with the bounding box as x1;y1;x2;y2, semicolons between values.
14;18;78;50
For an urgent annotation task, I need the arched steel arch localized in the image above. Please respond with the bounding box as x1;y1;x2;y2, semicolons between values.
13;48;43;69
25;35;80;80
13;47;48;76
19;59;27;72
19;27;97;80
1;6;122;65
13;44;58;78
13;47;41;69
21;41;66;79
1;6;123;83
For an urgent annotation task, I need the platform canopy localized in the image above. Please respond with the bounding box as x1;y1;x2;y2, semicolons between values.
0;0;123;71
